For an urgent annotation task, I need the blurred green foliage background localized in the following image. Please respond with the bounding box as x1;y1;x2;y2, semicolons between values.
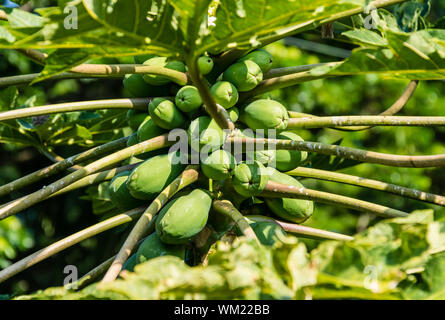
0;0;444;297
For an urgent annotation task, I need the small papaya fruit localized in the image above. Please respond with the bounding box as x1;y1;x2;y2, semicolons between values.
126;110;149;131
142;57;186;86
241;99;288;130
223;60;263;92
188;116;227;153
137;116;166;142
210;81;239;109
126;152;186;200
197;55;214;75
275;131;307;171
148;97;186;129
239;49;273;73
156;189;212;244
201;149;236;181
135;232;186;263
109;171;145;210
126;132;139;147
250;220;286;246
175;85;202;112
134;54;157;64
263;167;313;223
122;253;138;272
227;107;240;123
232;161;269;197
123;74;171;98
237;219;286;246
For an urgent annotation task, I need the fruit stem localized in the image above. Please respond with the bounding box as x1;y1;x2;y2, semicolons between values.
261;181;409;218
39;146;83;172
101;165;200;284
246;215;354;241
0;134;175;220
0;206;148;285
0;65;188;87
0;136;129;199
212;200;259;243
287;115;445;129
0;98;150;121
226;137;445;168
288;80;418;131
263;62;341;79
287;167;445;207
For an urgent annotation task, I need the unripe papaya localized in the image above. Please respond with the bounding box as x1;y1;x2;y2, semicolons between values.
137;116;166;142
197;56;214;75
126;132;139;147
143;57;186;86
126;110;149;131
188;116;226;153
241;99;288;130
135;232;186;263
250;220;286;246
156;189;212;244
123;74;171;98
126;152;186;200
232;161;269;197
223;60;263;92
263;167;313;223
239;49;273;73
201;149;236;181
210;81;239;109
175;85;202;112
148;98;186;129
238;219;286;246
123;253;138;272
109;171;145;210
134;54;157;64
275;131;307;171
227;107;239;123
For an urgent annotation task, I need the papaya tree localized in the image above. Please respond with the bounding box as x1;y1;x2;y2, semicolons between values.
0;0;445;299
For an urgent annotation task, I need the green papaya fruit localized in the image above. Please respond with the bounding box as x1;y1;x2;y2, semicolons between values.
201;149;236;181
143;57;186;86
188;116;227;153
126;110;149;131
126;132;139;147
122;253;138;272
175;85;202;112
236;219;286;246
263;167;313;223
123;74;171;98
109;171;146;210
134;54;157;64
127;152;186;200
222;60;263;92
135;232;186;263
241;99;289;130
148;98;186;129
137;116;166;142
197;56;214;75
210;81;239;109
227;107;240;123
250;220;286;246
275;131;307;171
156;189;212;244
232;161;269;197
239;49;273;73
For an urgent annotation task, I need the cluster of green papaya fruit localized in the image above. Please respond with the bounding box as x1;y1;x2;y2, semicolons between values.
116;50;314;271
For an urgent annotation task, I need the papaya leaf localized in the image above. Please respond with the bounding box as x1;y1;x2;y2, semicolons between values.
312;29;445;80
196;0;384;56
